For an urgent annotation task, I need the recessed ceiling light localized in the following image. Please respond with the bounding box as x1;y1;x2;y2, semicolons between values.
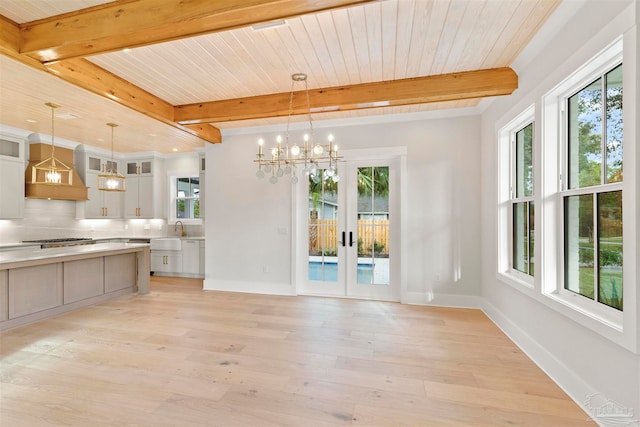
55;112;80;120
172;148;178;152
310;105;340;113
97;138;104;142
251;20;288;31
357;101;390;108
26;119;37;123
123;48;131;52
149;133;157;137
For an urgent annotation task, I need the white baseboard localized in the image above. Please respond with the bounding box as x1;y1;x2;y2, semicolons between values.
203;279;296;296
403;291;482;308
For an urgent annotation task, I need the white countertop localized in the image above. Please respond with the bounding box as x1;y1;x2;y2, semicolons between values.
0;242;149;267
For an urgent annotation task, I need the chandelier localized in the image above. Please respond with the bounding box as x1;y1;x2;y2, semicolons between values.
31;102;73;185
254;73;341;184
98;122;126;191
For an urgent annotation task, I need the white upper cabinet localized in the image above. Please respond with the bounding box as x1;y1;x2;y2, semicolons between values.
75;146;123;219
124;157;163;219
0;134;25;219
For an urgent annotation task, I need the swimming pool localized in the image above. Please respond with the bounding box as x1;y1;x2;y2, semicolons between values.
308;261;373;283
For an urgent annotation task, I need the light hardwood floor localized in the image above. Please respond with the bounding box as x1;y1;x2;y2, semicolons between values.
1;277;594;426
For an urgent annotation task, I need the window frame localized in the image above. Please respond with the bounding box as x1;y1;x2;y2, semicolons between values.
556;60;624;323
541;37;625;330
497;105;536;290
511;122;535;278
168;174;202;225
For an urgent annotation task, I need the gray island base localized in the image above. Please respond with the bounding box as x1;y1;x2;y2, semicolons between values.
0;243;150;331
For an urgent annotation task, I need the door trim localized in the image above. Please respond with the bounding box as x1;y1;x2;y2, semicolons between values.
292;146;407;302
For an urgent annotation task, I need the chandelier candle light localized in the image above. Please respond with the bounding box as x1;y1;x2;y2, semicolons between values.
254;73;341;184
98;122;126;192
32;102;73;185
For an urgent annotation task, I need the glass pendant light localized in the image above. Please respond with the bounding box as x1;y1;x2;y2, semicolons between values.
31;102;73;185
98;123;126;192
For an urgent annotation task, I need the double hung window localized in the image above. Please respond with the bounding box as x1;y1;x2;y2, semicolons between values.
562;64;623;311
512;123;535;276
497;105;535;287
175;177;200;219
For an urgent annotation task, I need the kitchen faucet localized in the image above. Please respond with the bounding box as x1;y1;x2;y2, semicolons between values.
175;220;186;237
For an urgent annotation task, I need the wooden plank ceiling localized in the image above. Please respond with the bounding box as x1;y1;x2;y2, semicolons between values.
0;0;560;153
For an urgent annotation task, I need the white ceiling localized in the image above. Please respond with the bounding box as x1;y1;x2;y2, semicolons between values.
0;0;561;153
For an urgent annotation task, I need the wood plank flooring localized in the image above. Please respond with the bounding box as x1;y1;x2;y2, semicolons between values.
0;277;593;426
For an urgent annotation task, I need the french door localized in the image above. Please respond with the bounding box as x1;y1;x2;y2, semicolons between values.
296;152;401;301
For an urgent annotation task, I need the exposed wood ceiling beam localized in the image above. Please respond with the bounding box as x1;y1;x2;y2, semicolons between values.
44;58;221;144
20;0;377;63
174;68;519;124
0;15;19;55
2;12;222;143
0;15;45;70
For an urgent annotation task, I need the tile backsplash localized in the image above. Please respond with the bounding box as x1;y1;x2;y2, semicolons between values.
0;199;203;243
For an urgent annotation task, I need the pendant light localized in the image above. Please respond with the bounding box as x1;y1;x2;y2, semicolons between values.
31;102;73;185
254;73;341;184
98;123;126;192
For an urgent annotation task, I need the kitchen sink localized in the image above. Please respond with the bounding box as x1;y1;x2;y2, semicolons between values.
150;238;182;251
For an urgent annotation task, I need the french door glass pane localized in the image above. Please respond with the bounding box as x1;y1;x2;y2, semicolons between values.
564;194;594;298
598;191;622;310
308;170;338;282
568;78;602;189
515;123;533;197
357;167;389;285
605;64;623;184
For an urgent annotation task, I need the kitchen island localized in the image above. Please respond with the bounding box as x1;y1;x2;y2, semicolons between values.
0;243;150;331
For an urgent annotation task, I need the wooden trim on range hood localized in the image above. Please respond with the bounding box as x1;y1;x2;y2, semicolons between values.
24;143;88;201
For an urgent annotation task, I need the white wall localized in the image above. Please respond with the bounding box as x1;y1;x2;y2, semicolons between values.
204;114;482;304
479;0;639;418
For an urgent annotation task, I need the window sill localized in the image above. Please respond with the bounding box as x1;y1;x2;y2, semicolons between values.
544;290;623;332
497;270;535;293
169;219;202;226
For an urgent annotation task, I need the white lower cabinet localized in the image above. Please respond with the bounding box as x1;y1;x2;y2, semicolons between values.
151;252;182;273
182;239;200;274
199;240;205;276
150;239;204;277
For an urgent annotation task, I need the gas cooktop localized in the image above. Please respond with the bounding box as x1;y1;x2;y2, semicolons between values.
22;238;95;248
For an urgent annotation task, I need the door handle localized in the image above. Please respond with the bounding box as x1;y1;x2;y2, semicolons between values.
349;231;354;247
340;231;346;247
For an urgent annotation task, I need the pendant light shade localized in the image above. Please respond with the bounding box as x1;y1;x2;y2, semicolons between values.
31;102;73;185
98;123;126;192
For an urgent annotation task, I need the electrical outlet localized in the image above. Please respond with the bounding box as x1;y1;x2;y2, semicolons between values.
435;274;441;282
143;224;151;230
263;265;269;273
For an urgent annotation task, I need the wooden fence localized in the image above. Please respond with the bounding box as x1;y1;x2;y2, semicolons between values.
309;219;389;256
